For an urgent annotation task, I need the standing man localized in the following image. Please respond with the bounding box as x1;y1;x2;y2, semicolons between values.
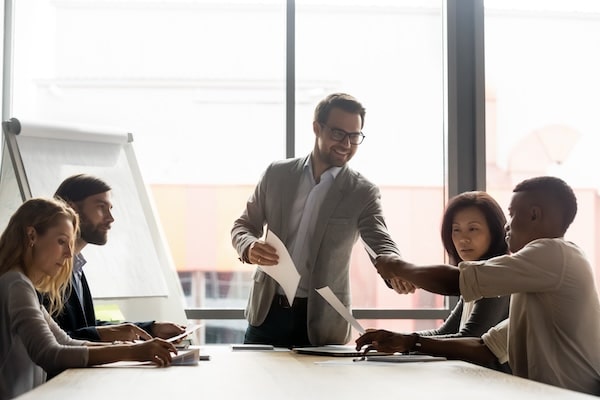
50;174;185;342
231;93;405;347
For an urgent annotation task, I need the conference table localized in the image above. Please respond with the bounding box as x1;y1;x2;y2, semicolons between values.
16;345;596;399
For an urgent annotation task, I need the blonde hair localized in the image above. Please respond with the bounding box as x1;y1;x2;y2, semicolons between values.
0;198;79;316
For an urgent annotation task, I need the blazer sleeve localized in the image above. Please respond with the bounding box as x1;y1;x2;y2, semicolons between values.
231;164;271;262
66;326;101;341
358;185;401;258
356;184;401;289
134;321;155;334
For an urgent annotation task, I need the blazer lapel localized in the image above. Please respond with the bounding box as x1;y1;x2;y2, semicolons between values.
80;272;97;325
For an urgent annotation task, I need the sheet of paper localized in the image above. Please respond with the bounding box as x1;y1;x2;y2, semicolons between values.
260;229;300;306
361;239;377;259
315;286;365;334
171;347;200;366
166;324;202;343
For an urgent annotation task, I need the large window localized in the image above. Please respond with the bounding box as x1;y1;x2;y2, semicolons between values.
5;0;455;343
295;1;445;332
484;0;600;291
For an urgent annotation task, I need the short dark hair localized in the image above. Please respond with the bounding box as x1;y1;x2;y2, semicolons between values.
441;191;508;265
54;174;111;203
513;176;577;233
313;93;366;129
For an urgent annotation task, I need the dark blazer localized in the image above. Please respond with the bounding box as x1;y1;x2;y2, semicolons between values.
232;155;401;345
50;271;154;341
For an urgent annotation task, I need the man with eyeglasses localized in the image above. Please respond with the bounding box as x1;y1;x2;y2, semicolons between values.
232;93;409;347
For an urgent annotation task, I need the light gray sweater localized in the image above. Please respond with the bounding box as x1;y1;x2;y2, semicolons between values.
0;270;89;400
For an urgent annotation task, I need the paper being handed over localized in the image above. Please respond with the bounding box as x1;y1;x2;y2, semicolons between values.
259;229;300;306
315;286;365;334
166;324;202;343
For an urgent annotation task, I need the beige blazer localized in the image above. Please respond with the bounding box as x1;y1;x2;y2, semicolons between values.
232;155;400;345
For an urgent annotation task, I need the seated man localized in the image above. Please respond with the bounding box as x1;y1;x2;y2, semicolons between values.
47;174;185;342
357;176;600;395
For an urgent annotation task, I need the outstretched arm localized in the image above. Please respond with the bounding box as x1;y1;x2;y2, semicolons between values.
375;255;460;296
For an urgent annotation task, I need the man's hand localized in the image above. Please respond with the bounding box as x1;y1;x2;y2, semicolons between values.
389;277;418;294
151;322;186;340
355;329;416;354
247;241;278;266
97;323;152;342
375;254;415;281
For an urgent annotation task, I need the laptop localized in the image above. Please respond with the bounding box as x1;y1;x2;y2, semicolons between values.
363;354;446;363
292;345;388;357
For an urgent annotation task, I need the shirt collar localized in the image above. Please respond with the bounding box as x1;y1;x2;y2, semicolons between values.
73;253;87;275
305;155;342;182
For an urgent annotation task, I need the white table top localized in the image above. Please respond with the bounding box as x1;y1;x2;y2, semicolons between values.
16;345;596;399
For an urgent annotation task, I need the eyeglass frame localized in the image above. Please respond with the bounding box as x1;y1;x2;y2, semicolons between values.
319;123;366;145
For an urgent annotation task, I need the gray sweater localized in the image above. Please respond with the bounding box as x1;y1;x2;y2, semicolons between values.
0;270;88;400
417;296;509;338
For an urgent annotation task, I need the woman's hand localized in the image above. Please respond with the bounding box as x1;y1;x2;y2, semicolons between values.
131;338;177;367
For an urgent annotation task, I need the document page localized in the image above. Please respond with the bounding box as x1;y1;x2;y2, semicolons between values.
259;229;301;305
315;286;365;334
166;324;202;343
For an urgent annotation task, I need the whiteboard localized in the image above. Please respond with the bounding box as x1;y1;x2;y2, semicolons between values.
0;118;172;299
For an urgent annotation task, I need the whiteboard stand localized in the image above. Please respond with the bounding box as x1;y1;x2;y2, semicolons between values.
0;117;188;326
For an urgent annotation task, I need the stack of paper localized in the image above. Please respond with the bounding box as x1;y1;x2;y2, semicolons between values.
171;347;200;366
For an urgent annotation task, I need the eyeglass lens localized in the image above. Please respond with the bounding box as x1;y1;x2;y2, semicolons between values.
330;129;364;145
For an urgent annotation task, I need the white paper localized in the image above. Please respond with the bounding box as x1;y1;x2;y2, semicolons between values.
171;347;200;365
361;239;377;259
315;286;365;334
166;324;202;343
259;230;300;306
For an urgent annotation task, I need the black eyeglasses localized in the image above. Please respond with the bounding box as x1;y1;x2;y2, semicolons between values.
320;123;365;145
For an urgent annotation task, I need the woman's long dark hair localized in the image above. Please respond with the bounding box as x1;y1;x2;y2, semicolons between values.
441;191;508;265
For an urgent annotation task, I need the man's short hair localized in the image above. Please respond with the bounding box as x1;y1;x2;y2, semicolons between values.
513;176;577;233
314;93;366;128
54;174;111;203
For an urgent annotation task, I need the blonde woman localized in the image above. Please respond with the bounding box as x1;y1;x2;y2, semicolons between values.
0;198;176;400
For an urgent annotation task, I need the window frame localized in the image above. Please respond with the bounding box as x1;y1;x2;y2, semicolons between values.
1;0;486;323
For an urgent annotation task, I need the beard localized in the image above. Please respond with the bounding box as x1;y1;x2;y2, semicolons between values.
79;218;109;245
316;145;353;168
